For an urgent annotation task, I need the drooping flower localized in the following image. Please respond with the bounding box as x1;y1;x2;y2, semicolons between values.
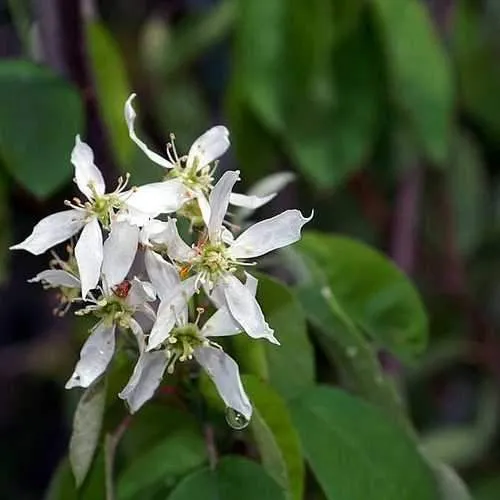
125;94;276;224
119;253;253;419
153;170;312;346
10;136;189;297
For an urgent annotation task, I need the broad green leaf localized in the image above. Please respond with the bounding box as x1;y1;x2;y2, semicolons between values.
453;0;500;140
291;386;439;500
86;22;133;168
283;8;382;188
371;0;453;164
472;474;500;500
297;232;428;359
256;273;315;401
117;425;207;499
0;60;83;198
447;130;488;256
45;452;106;500
167;456;286;500
69;377;107;487
243;375;304;500
293;254;408;428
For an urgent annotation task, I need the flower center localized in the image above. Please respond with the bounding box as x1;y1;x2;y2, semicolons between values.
165;323;208;373
88;193;124;228
76;294;134;329
193;242;237;287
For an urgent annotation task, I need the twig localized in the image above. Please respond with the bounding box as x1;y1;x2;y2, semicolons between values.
390;166;423;275
104;416;131;500
204;424;218;470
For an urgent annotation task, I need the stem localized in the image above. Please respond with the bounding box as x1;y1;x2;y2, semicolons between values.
204;424;218;470
7;0;31;55
104;416;131;500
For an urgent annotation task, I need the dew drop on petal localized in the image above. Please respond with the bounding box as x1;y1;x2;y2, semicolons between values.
225;407;249;430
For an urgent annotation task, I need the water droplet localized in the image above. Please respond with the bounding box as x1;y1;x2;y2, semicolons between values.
225;407;249;430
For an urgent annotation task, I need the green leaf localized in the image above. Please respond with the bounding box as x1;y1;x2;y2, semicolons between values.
447;130;488;256
0;60;83;198
371;0;453;164
69;377;107;487
256;273;315;401
284;9;382;188
291;386;439;500
167;456;286;500
117;425;207;499
86;22;133;168
243;375;304;500
453;0;500;141
297;232;428;359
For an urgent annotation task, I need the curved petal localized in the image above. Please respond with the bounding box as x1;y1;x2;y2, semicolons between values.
140;219;169;246
127;277;156;306
194;346;252;421
208;170;240;242
129;317;146;351
65;321;115;389
248;172;295;198
196;191;211;228
102;221;139;288
71;135;105;200
229;192;275;210
160;218;196;262
222;274;278;344
119;351;168;413
144;249;180;301
186;126;230;171
75;217;103;298
28;269;80;288
147;276;198;350
124;94;174;169
121;180;191;217
201;273;257;338
10;209;85;255
229;209;313;260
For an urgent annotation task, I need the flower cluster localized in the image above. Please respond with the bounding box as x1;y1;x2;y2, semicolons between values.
11;94;311;426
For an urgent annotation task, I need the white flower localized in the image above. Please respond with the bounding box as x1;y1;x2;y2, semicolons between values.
125;94;277;220
160;171;312;345
10;136;186;297
65;277;156;390
120;252;252;418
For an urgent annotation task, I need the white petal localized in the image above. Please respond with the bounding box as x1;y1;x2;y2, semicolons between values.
140;219;169;246
208;170;240;242
229;192;275;210
160;218;196;262
65;321;115;389
221;227;235;245
196;191;211;228
102;221;139;288
186;126;230;171
71;135;105;200
147;276;198;350
119;351;168;413
124;94;174;169
201;273;257;338
194;346;252;421
121;180;191;217
201;308;241;338
75;217;103;298
129;317;146;352
127;277;156;306
28;269;80;288
248;172;295;198
144;249;180;301
229;209;313;259
10;209;85;255
222;274;278;344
